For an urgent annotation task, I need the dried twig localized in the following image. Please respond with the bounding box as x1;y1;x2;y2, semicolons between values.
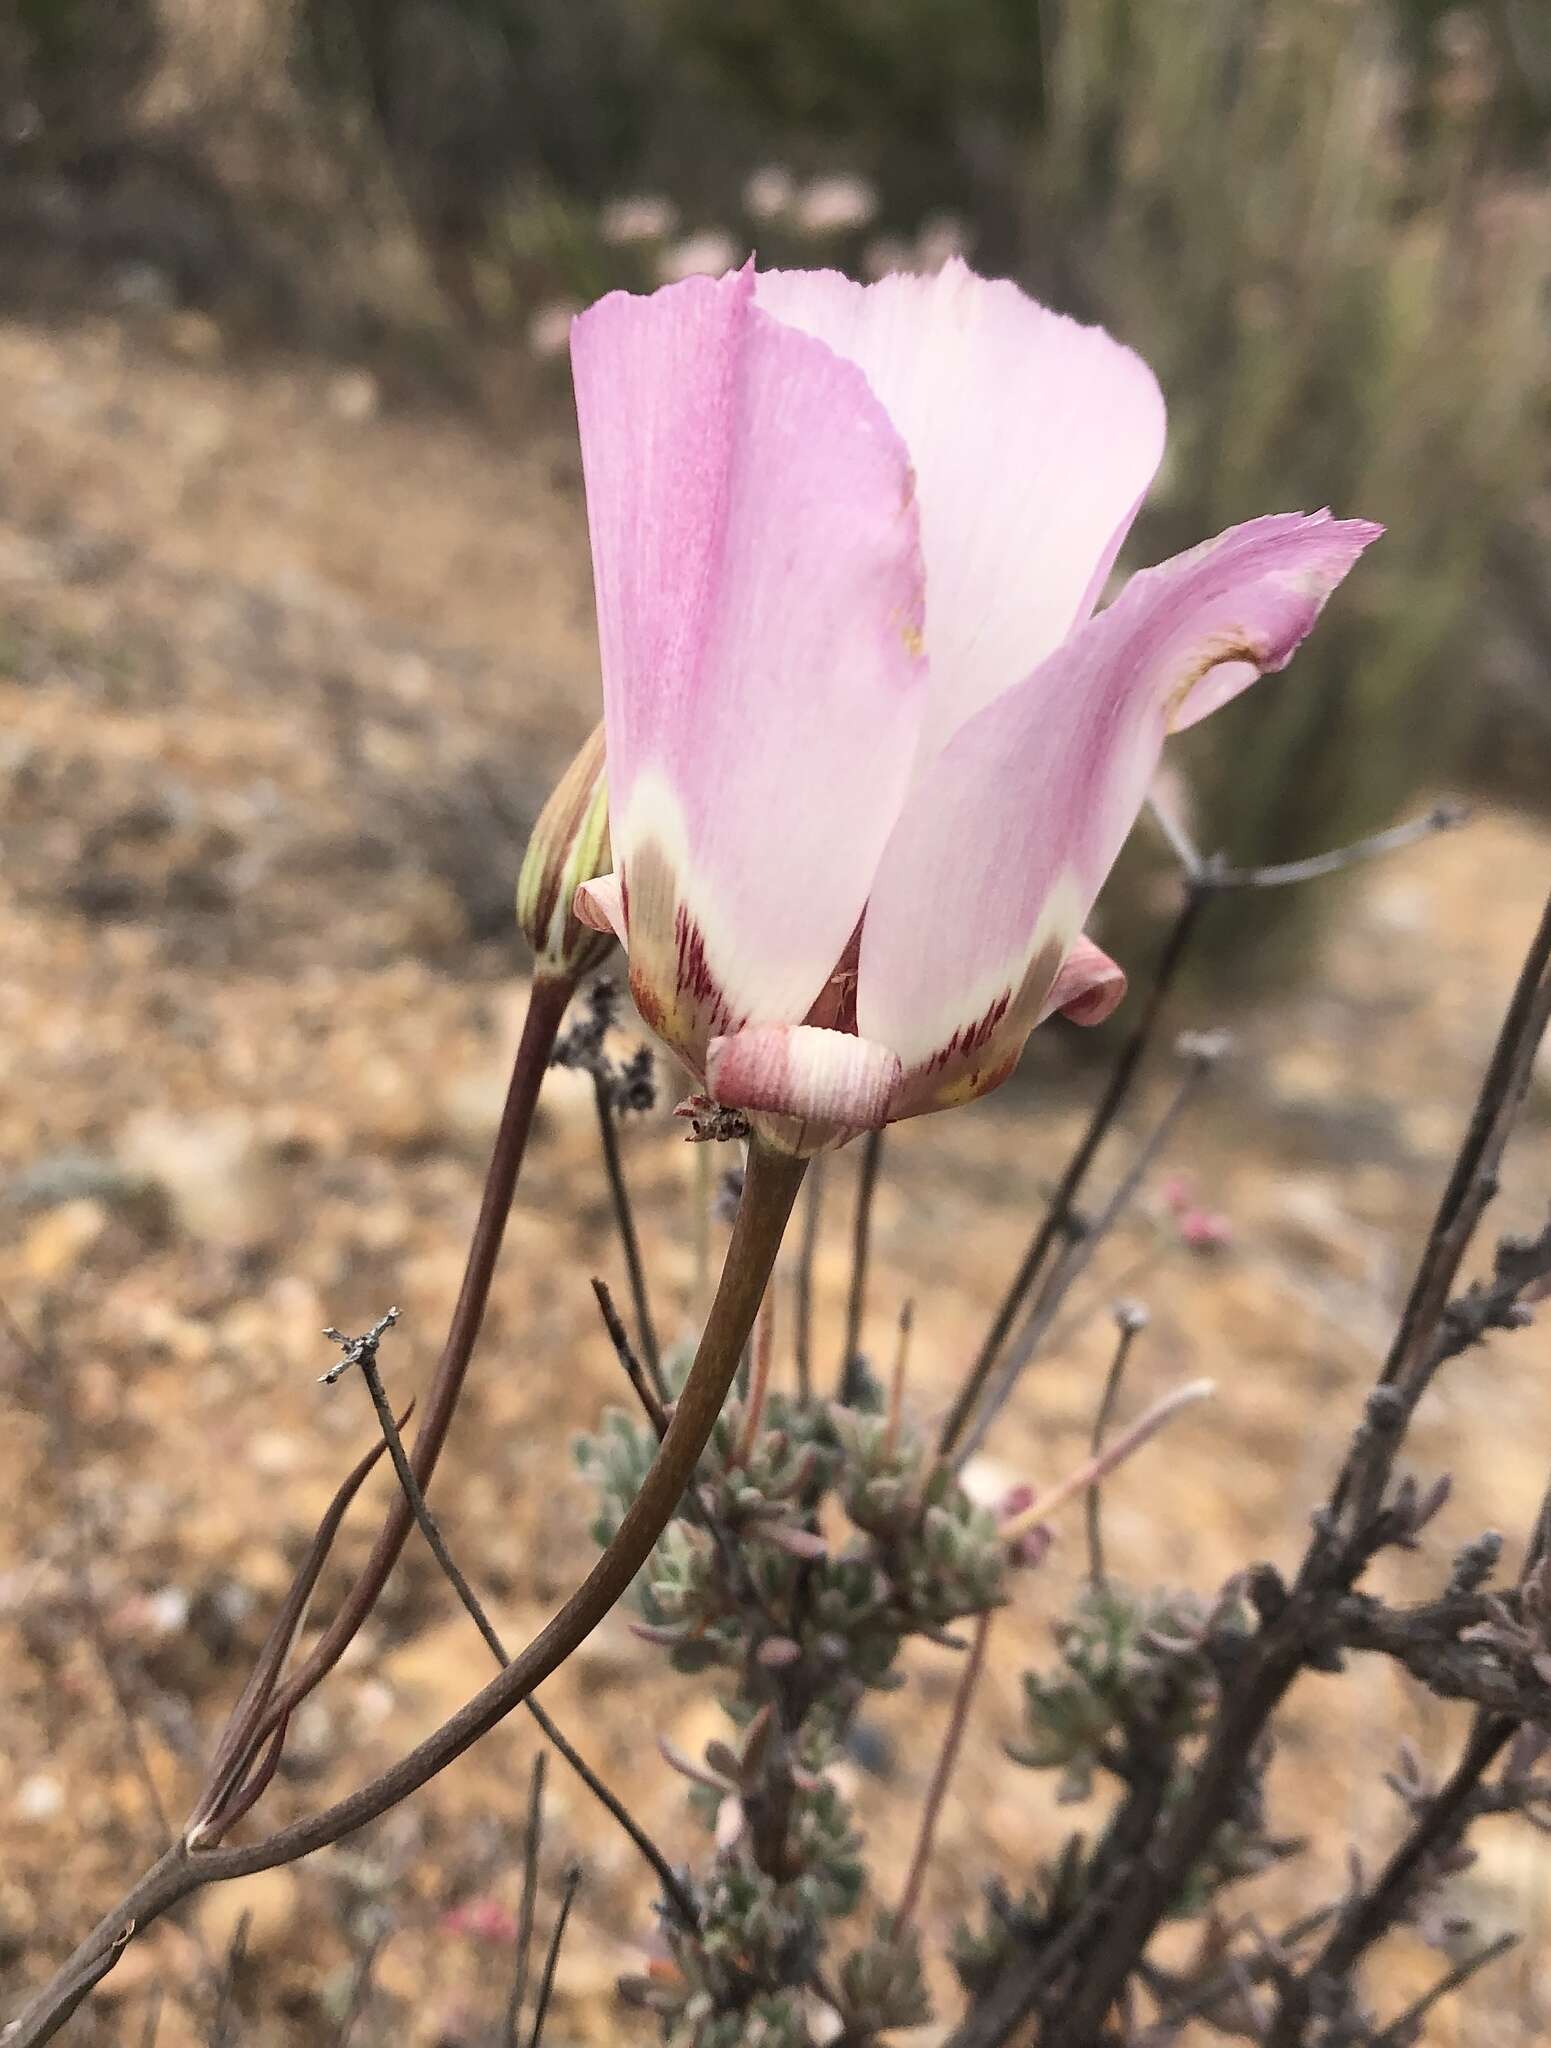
893;1611;993;1933
1208;800;1467;892
950;1036;1223;1469
526;1864;582;2048
1087;1305;1149;1589
324;1312;697;1932
206;1911;249;2048
591;1278;668;1439
840;1127;884;1401
1369;1930;1518;2047
590;1068;665;1399
9;1139;805;2048
942;802;1463;1460
998;1379;1215;1543
939;887;1209;1458
794;1154;825;1403
335;1925;387;2047
136;1991;163;2048
1263;1715;1515;2046
228;975;577;1777
503;1754;547;2048
733;1294;777;1465
956;879;1551;2048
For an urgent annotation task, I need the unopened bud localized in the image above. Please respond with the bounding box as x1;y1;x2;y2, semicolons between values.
516;724;612;979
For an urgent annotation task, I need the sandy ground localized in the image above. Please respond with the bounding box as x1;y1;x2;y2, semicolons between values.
2;302;1549;2046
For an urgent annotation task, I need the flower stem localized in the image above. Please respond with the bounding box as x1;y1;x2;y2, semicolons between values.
243;970;578;1751
893;1610;992;1934
9;1141;807;2047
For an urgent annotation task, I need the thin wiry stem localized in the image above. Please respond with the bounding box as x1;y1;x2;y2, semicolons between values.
892;1610;993;1933
12;1144;804;2046
326;1313;697;1931
206;1911;249;2048
591;1068;665;1399
231;972;577;1771
1370;1931;1518;2047
1025;890;1551;2048
794;1153;825;1403
950;1042;1220;1469
999;1380;1214;1544
137;1991;163;2048
840;1127;885;1401
734;1294;777;1465
1210;800;1466;891
503;1754;547;2048
526;1864;582;2048
1264;1715;1515;2047
591;1278;668;1438
939;891;1209;1458
1131;1909;1335;2043
335;1927;387;2047
1328;883;1551;1533
1378;884;1551;1393
882;1301;914;1462
1087;1307;1148;1589
942;801;1465;1462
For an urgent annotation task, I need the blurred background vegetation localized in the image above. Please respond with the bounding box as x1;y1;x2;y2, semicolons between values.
2;0;1547;980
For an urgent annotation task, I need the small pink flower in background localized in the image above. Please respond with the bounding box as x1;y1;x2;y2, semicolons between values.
657;230;742;284
1163;1172;1234;1254
440;1896;519;1943
743;166;796;222
1180;1208;1234;1253
600;194;679;246
570;260;1380;1154
793;173;880;236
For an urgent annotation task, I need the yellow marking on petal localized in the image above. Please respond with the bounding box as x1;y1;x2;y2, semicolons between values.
1162;631;1269;733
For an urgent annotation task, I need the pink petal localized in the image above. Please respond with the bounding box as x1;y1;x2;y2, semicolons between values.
574;872;625;943
1039;936;1127;1027
570;267;927;1073
857;513;1381;1114
706;1024;901;1156
755;260;1165;753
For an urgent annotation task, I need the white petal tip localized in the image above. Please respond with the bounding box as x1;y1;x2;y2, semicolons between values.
706;1025;901;1130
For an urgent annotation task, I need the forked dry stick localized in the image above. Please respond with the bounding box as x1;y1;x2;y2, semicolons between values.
939;801;1466;1460
9;1125;803;2047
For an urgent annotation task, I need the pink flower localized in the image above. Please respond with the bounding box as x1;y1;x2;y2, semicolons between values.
570;261;1380;1155
440;1896;520;1943
1180;1207;1234;1254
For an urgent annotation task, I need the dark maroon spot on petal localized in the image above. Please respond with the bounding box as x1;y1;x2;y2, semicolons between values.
925;988;1013;1073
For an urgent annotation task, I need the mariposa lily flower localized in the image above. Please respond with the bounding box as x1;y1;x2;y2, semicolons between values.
570;259;1380;1154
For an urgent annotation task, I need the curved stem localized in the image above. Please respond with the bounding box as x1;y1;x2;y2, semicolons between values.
893;1610;992;1934
9;1143;807;2047
236;971;576;1761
